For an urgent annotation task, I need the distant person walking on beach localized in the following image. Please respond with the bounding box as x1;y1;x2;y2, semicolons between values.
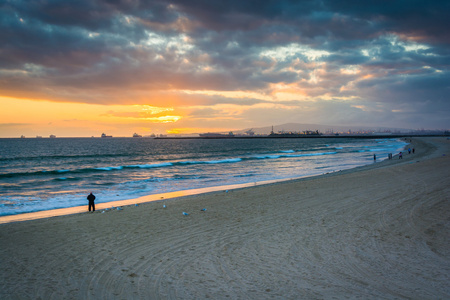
399;152;403;159
87;192;96;212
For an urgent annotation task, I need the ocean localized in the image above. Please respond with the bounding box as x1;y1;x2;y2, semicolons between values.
0;137;407;216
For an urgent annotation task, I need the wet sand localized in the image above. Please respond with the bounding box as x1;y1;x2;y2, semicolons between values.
0;137;449;299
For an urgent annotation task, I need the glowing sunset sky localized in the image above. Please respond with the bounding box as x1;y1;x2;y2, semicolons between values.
1;0;449;137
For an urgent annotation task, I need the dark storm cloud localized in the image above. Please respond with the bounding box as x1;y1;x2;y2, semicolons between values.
3;0;178;31
0;0;449;128
326;0;450;44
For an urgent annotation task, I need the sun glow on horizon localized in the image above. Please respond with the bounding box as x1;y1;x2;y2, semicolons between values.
0;97;183;137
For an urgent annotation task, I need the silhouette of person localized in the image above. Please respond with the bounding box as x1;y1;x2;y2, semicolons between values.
87;192;96;212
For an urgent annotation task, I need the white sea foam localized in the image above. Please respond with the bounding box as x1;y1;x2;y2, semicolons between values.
95;166;123;171
127;162;173;168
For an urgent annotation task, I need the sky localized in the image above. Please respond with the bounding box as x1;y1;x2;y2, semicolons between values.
1;0;449;137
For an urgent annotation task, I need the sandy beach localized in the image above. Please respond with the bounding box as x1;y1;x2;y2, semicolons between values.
1;137;449;299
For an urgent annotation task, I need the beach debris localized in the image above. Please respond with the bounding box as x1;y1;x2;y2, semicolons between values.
201;208;207;211
225;190;228;193
163;204;167;208
182;212;189;216
135;204;139;206
117;207;123;210
101;211;105;213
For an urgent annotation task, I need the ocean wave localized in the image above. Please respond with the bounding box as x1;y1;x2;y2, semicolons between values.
233;174;255;178
177;158;243;165
355;148;394;153
254;151;337;159
53;177;78;181
126;162;174;169
283;147;341;153
95;166;124;171
0;150;338;179
254;155;281;159
0;153;133;162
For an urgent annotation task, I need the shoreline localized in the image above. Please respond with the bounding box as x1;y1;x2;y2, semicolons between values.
1;137;416;225
1;137;448;299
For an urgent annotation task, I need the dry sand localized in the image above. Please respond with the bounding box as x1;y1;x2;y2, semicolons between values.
1;137;449;299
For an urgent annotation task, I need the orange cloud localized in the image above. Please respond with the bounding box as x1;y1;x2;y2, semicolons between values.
269;83;307;100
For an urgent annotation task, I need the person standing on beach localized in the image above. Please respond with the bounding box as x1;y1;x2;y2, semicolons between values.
87;192;96;212
399;152;403;159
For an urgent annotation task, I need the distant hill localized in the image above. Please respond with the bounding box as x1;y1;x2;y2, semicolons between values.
236;123;415;135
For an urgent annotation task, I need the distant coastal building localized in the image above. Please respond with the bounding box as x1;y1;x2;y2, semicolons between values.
133;133;142;138
269;130;322;137
101;133;112;138
49;134;56;138
199;131;235;138
36;135;42;138
20;135;25;138
245;129;255;136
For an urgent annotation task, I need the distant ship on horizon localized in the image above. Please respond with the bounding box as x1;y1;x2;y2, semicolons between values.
133;133;142;138
101;133;112;138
